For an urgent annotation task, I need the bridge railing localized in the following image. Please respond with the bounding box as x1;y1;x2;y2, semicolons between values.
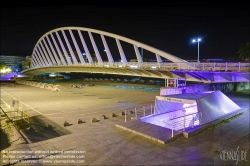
23;62;250;73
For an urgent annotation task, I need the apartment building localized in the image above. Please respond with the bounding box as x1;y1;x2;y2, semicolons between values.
0;55;30;71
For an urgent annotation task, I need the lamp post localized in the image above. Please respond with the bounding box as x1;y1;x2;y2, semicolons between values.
192;38;201;62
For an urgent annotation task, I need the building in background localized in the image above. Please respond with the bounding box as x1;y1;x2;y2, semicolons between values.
0;55;31;72
22;56;32;70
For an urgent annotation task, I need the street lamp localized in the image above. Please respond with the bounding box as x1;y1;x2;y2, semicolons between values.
192;38;201;62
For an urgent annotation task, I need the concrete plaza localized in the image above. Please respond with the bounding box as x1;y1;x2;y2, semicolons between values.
0;80;249;165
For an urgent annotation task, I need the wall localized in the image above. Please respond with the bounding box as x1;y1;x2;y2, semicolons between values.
160;82;250;96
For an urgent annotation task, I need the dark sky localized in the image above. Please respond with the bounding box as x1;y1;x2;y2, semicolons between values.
1;2;249;61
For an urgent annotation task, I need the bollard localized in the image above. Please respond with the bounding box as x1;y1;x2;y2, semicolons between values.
102;115;107;120
121;111;125;116
112;113;117;117
91;118;98;123
63;121;70;127
78;119;85;124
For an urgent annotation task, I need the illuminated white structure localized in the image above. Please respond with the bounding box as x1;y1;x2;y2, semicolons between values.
140;91;241;130
21;27;250;83
29;27;188;68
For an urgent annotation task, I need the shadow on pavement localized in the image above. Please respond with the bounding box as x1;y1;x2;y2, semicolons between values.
20;115;71;143
0;127;11;151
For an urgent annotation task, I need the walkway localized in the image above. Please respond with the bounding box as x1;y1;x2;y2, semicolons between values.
0;81;249;165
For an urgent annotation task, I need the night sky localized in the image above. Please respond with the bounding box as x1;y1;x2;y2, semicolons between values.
1;2;249;61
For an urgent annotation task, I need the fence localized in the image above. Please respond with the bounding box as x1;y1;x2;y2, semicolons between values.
124;104;154;122
167;112;202;138
1;95;30;129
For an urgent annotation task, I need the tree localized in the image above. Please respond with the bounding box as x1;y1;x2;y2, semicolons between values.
237;42;249;61
24;60;31;69
18;63;23;71
0;62;7;69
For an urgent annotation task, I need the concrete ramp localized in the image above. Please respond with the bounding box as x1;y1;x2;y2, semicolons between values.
116;90;245;144
140;90;241;130
116;120;182;144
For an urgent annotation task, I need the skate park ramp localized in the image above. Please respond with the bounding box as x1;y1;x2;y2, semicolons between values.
140;90;241;129
117;90;242;144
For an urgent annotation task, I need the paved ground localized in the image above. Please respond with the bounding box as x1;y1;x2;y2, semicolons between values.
0;80;249;166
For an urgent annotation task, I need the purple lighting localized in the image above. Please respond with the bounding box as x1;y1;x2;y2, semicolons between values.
140;91;241;130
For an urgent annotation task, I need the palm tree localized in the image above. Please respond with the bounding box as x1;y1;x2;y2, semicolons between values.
237;42;249;62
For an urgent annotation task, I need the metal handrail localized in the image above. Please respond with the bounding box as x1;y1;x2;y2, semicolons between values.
169;112;200;121
125;104;154;122
23;62;250;73
166;112;202;138
155;105;197;116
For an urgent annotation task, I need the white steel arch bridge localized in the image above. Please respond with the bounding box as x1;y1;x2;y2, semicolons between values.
21;27;250;83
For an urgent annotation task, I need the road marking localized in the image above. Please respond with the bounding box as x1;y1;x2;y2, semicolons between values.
1;90;43;115
1;98;11;109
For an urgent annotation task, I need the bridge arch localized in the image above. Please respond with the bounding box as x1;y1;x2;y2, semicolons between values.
21;26;250;83
30;26;189;69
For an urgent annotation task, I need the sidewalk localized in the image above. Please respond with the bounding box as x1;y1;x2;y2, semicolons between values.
0;82;249;165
